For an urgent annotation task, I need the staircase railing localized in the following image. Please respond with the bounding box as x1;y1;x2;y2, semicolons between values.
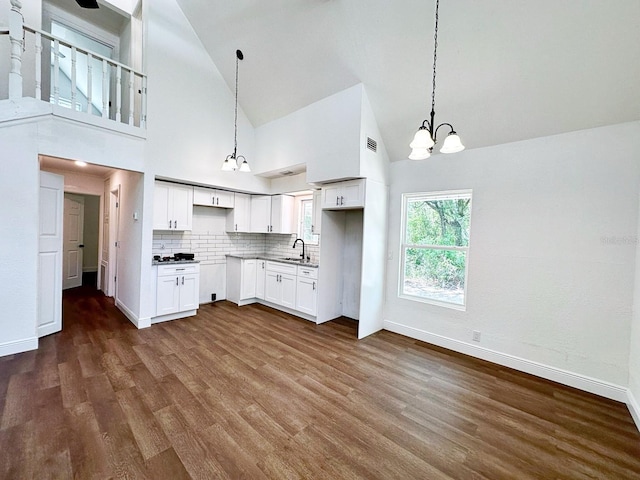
3;0;147;129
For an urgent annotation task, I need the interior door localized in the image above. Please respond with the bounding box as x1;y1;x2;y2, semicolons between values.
63;194;85;290
39;171;64;337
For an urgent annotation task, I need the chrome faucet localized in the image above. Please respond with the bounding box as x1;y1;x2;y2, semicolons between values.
292;238;305;261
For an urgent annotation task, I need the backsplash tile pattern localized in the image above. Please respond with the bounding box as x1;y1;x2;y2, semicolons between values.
152;232;320;266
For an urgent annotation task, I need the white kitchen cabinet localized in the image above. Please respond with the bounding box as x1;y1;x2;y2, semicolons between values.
250;195;272;233
250;195;295;234
312;190;322;235
153;181;193;231
155;263;200;319
193;187;234;208
265;261;297;309
296;277;318;316
321;179;365;210
226;193;251;233
256;259;266;299
241;259;257;299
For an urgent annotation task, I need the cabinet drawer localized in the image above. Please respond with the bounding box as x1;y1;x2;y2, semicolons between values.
297;266;318;279
157;263;200;276
265;261;297;275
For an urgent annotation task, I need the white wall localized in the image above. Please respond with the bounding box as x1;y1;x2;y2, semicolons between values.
0;122;40;355
384;121;640;399
342;210;363;319
359;88;390;184
257;84;363;184
143;0;268;194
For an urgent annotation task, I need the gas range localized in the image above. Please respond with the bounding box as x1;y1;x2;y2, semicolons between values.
153;253;195;263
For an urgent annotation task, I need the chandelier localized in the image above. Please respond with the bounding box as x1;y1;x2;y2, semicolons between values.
222;49;251;172
409;0;464;160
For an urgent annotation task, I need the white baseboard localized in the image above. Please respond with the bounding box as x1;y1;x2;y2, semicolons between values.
0;337;38;357
115;299;150;329
383;320;628;403
628;389;640;432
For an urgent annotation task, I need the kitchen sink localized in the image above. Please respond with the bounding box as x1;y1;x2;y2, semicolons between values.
280;257;303;262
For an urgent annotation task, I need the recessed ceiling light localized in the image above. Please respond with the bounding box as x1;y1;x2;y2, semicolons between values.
75;161;87;167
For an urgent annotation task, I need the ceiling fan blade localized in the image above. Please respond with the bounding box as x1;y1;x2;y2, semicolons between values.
75;0;99;8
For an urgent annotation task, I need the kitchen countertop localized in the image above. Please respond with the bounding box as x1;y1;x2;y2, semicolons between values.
226;254;319;269
152;259;200;265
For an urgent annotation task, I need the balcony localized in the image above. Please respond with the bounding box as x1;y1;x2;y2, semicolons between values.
1;0;146;137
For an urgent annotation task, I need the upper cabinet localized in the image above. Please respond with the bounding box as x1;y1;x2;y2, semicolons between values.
226;193;251;233
193;187;234;208
153;181;193;231
312;190;322;235
250;195;295;234
321;179;365;210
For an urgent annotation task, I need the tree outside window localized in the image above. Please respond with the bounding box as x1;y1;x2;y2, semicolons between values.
400;191;472;308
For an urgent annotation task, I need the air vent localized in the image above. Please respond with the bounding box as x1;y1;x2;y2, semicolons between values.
279;170;295;176
366;137;377;153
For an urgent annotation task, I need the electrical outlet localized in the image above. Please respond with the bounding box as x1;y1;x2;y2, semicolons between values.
211;293;216;302
472;330;481;342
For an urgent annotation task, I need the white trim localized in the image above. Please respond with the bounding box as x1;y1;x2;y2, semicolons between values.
0;337;38;357
151;310;197;325
115;298;150;328
383;320;628;403
628;389;640;432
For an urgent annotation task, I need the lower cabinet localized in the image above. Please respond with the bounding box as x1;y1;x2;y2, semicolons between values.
265;261;297;309
241;259;257;299
256;259;266;299
155;263;200;319
296;271;318;316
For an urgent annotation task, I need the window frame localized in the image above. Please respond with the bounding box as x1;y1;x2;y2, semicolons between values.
399;189;472;310
298;196;318;245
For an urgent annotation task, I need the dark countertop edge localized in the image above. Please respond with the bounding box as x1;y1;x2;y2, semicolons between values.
152;260;201;265
225;254;319;268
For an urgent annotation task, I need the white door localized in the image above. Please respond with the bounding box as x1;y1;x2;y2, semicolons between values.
156;275;179;315
241;260;256;300
280;273;297;309
296;277;317;316
250;195;272;233
39;171;64;337
179;274;199;311
322;184;342;208
256;260;266;300
63;194;85;290
153;182;171;230
171;184;193;230
264;271;280;304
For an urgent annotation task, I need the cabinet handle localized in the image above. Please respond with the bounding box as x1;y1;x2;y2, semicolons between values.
313;282;316;290
212;197;215;205
270;225;273;232
174;220;177;228
235;223;238;231
169;220;172;229
267;225;269;232
176;268;185;271
336;196;339;206
261;262;264;269
217;197;219;205
176;277;178;286
340;196;344;206
182;276;184;285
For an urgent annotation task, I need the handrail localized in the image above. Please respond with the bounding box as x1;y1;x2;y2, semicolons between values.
23;24;146;77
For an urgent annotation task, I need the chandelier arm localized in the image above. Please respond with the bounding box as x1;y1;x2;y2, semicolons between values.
433;122;454;142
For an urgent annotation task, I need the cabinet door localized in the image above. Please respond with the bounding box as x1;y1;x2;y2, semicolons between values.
226;193;251;232
312;190;322;235
321;184;342;209
296;277;317;316
250;195;272;233
193;187;215;206
153;182;172;230
340;180;365;208
271;195;295;234
280;273;297;309
241;260;257;299
156;275;180;315
264;271;280;304
256;260;266;300
216;190;235;208
170;184;193;230
179;273;199;311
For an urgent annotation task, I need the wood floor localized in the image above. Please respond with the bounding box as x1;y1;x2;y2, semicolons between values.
1;288;639;479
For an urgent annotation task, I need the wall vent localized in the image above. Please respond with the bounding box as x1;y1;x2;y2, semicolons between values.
366;137;377;153
279;170;295;176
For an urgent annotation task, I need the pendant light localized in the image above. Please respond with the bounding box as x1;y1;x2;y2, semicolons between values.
409;0;464;160
222;49;251;172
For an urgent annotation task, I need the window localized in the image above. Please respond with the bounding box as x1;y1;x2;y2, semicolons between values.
299;198;318;244
400;190;472;309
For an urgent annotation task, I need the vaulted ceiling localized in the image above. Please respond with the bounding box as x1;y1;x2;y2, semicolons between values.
176;0;640;162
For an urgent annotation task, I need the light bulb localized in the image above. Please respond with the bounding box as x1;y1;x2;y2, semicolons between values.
409;127;435;150
440;132;465;154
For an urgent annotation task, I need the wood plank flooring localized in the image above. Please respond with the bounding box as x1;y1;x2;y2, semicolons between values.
1;286;639;479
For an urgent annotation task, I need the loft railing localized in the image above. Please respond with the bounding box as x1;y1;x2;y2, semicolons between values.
2;0;147;129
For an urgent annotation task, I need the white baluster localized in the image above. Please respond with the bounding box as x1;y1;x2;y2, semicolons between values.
141;75;147;129
115;64;122;122
8;0;23;99
34;31;42;100
128;70;134;126
87;53;93;114
102;59;108;118
71;46;77;111
53;39;60;105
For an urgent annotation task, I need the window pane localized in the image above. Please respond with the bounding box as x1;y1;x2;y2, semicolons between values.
406;196;471;247
403;248;466;305
301;200;315;243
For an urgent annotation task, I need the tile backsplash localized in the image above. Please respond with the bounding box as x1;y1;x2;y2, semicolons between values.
152;206;320;266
